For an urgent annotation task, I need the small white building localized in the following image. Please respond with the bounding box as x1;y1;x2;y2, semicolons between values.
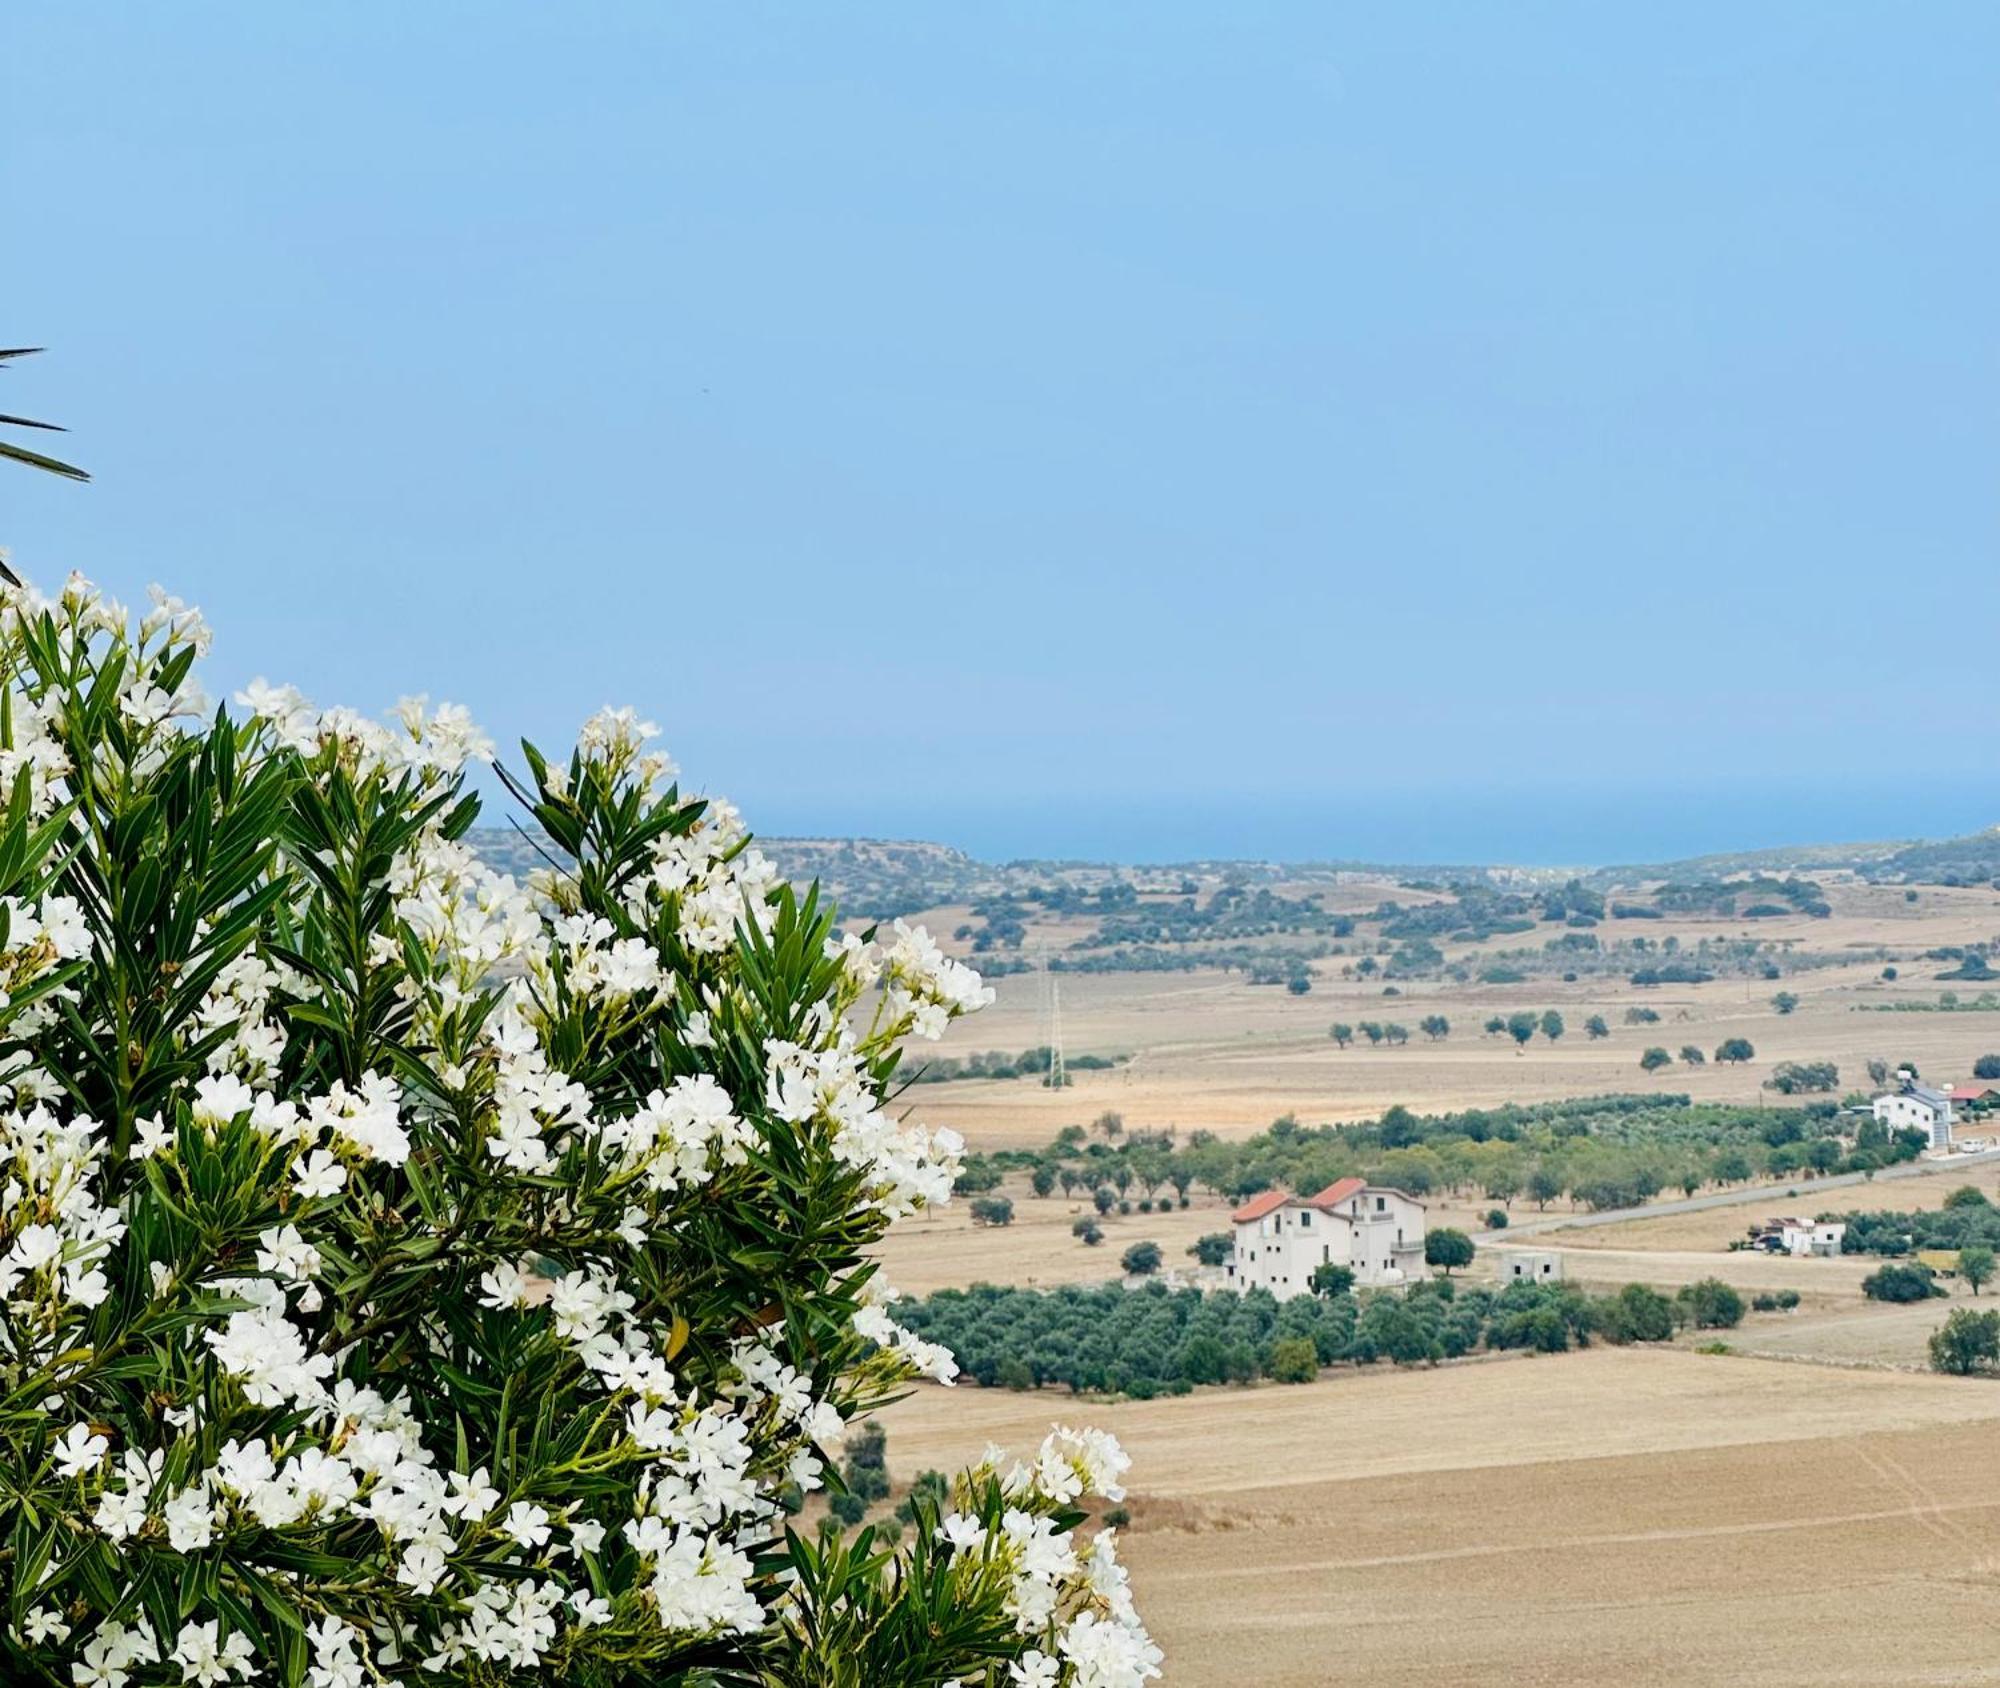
1226;1178;1426;1299
1503;1251;1564;1283
1777;1219;1845;1257
1873;1078;1954;1151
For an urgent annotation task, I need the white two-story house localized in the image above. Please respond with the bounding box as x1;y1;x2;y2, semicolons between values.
1873;1077;1954;1151
1225;1177;1427;1299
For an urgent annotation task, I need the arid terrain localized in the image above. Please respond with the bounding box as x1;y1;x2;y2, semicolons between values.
882;1348;2000;1686
901;873;2000;1150
861;861;2000;1682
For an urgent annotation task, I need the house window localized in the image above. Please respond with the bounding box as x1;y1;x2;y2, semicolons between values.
1375;1197;1386;1213
1300;1212;1311;1228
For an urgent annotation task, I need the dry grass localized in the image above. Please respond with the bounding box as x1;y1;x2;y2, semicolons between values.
873;1175;1497;1296
1556;1162;2000;1253
1483;1242;1875;1294
1725;1297;1966;1369
880;1348;2000;1685
908;876;2000;1151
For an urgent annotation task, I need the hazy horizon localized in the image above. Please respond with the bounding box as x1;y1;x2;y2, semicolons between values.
9;6;1998;859
680;781;2000;869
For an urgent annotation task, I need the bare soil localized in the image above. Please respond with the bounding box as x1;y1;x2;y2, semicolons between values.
880;1348;2000;1685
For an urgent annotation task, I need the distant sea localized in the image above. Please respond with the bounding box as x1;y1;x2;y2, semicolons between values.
751;784;2000;869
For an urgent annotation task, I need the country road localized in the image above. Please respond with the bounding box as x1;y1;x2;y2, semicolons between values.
1476;1147;2000;1243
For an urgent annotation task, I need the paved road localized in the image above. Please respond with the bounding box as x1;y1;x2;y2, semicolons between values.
1477;1147;2000;1244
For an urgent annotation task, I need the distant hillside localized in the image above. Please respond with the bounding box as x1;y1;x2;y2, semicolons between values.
1863;828;2000;887
1597;829;2000;890
466;822;2000;936
1589;838;1907;889
755;838;991;919
466;829;993;921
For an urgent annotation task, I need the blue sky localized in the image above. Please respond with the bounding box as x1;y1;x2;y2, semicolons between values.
7;5;1996;863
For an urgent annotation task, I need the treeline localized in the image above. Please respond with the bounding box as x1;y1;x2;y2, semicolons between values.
893;1276;1746;1399
953;1095;1929;1220
905;1045;1125;1085
1834;1188;2000;1258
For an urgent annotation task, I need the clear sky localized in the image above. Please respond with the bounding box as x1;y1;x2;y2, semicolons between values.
7;6;1996;864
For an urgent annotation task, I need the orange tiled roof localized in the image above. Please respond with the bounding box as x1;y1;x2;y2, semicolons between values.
1229;1189;1291;1224
1231;1176;1372;1224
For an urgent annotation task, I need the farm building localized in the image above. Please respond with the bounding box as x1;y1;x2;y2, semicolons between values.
1226;1178;1426;1299
1748;1217;1846;1258
1873;1078;1954;1150
1502;1251;1564;1283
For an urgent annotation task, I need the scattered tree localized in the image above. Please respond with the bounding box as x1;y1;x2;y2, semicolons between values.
969;1195;1015;1227
1715;1038;1756;1064
1188;1233;1233;1267
1676;1278;1745;1330
1540;1009;1565;1042
1961;1245;1997;1296
1771;991;1799;1015
1931;1308;2000;1375
1121;1240;1164;1276
1330;1022;1354;1048
1585;1014;1610;1039
1507;1011;1539;1050
1640;1046;1673;1073
1767;1059;1839;1095
1424;1228;1475;1275
1862;1261;1945;1303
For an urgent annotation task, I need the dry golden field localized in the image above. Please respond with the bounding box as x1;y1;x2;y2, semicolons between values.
861;873;2000;1681
880;1349;2000;1685
905;874;2000;1151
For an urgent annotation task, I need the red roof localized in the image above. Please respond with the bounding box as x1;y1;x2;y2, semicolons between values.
1950;1085;1999;1103
1230;1177;1368;1224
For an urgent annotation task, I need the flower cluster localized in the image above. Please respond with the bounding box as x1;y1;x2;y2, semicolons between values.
0;572;1155;1688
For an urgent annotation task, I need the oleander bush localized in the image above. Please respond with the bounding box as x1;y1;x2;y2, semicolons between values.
0;575;1157;1688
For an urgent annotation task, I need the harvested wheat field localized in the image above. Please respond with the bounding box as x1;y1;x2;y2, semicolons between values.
881;1348;2000;1685
1726;1297;1965;1369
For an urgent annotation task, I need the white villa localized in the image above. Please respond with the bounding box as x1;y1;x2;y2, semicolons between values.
1873;1077;1954;1151
1225;1178;1426;1299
